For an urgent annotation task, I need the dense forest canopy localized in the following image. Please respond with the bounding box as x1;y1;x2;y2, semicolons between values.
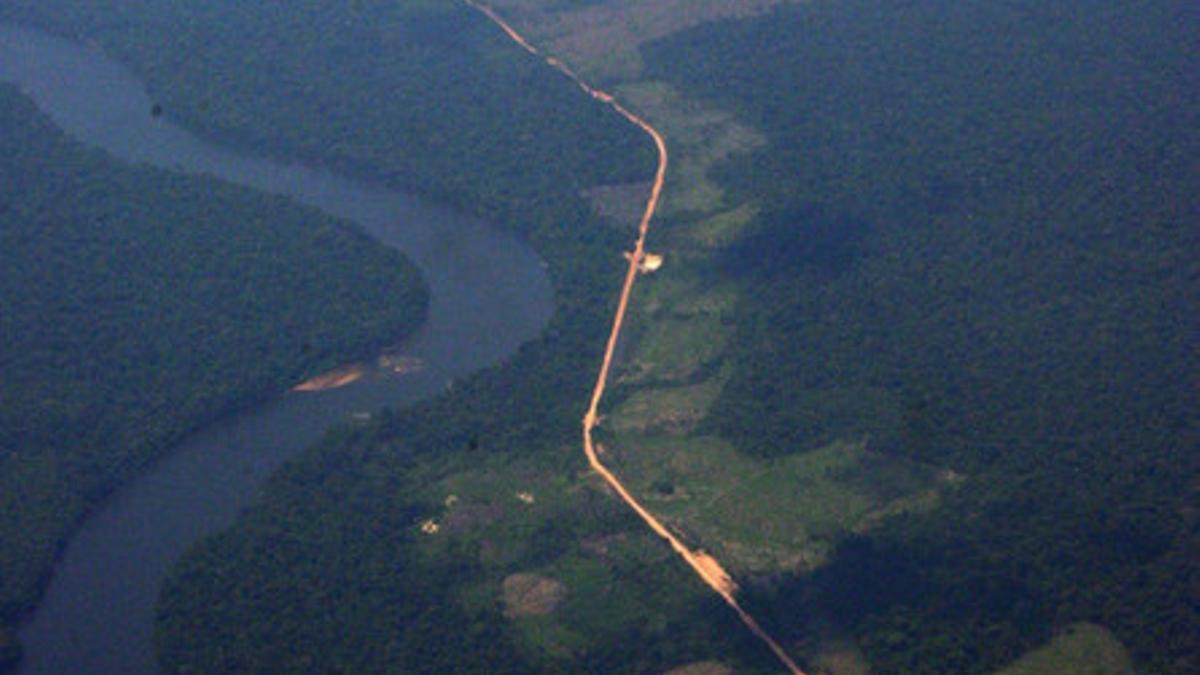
1;0;1195;672
646;0;1198;670
2;1;699;672
0;0;655;241
128;1;742;671
0;84;426;669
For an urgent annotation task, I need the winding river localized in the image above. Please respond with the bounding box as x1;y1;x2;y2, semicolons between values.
1;23;553;675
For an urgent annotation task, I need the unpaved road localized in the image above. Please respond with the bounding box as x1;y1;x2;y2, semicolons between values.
464;3;805;672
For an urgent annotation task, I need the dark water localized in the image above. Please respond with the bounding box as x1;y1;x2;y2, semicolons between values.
0;24;553;675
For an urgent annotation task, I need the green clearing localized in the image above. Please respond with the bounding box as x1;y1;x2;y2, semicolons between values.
610;378;725;435
579;45;645;82
626;314;730;382
994;623;1134;675
605;434;941;574
633;265;739;319
377;448;770;671
689;204;758;250
616;80;763;217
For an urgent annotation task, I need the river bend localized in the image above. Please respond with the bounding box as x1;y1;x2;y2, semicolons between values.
1;23;552;675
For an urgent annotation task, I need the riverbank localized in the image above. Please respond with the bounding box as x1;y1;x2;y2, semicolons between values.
1;22;552;674
0;70;428;670
1;2;785;672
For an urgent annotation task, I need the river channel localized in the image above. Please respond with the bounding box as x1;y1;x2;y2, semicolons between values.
0;23;553;674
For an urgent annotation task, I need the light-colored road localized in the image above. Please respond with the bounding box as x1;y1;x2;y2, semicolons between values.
464;2;805;673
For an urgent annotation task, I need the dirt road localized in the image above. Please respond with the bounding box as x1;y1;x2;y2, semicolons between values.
464;2;805;672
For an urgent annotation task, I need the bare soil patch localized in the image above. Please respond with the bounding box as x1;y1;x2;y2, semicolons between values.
502;573;568;618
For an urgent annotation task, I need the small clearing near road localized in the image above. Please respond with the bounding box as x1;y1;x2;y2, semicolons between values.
502;573;568;618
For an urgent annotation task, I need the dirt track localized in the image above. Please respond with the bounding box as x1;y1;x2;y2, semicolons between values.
464;2;805;672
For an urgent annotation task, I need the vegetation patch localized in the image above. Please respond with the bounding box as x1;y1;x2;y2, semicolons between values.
582;181;653;231
643;3;1198;669
810;637;871;675
624;313;730;383
610;378;725;435
616;80;764;216
605;435;941;574
502;573;568;618
993;623;1134;675
689;204;758;250
662;660;733;675
492;0;799;82
632;267;738;320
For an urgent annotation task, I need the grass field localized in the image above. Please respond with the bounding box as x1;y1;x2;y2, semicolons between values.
993;623;1134;675
404;448;728;665
615;80;764;216
610;378;725;435
603;433;944;574
492;0;799;82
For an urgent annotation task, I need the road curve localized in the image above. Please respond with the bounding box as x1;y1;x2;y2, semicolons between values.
463;2;805;673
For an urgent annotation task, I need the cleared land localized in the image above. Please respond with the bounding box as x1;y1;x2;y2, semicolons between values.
993;623;1134;675
478;0;947;670
467;3;804;672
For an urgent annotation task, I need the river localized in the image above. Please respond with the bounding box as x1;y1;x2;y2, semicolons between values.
0;23;553;675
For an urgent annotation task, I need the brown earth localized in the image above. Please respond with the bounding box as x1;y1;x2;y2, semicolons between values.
502;573;568;618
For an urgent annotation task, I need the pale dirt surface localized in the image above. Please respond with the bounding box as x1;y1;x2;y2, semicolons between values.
290;363;366;392
502;573;568;618
294;355;422;392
